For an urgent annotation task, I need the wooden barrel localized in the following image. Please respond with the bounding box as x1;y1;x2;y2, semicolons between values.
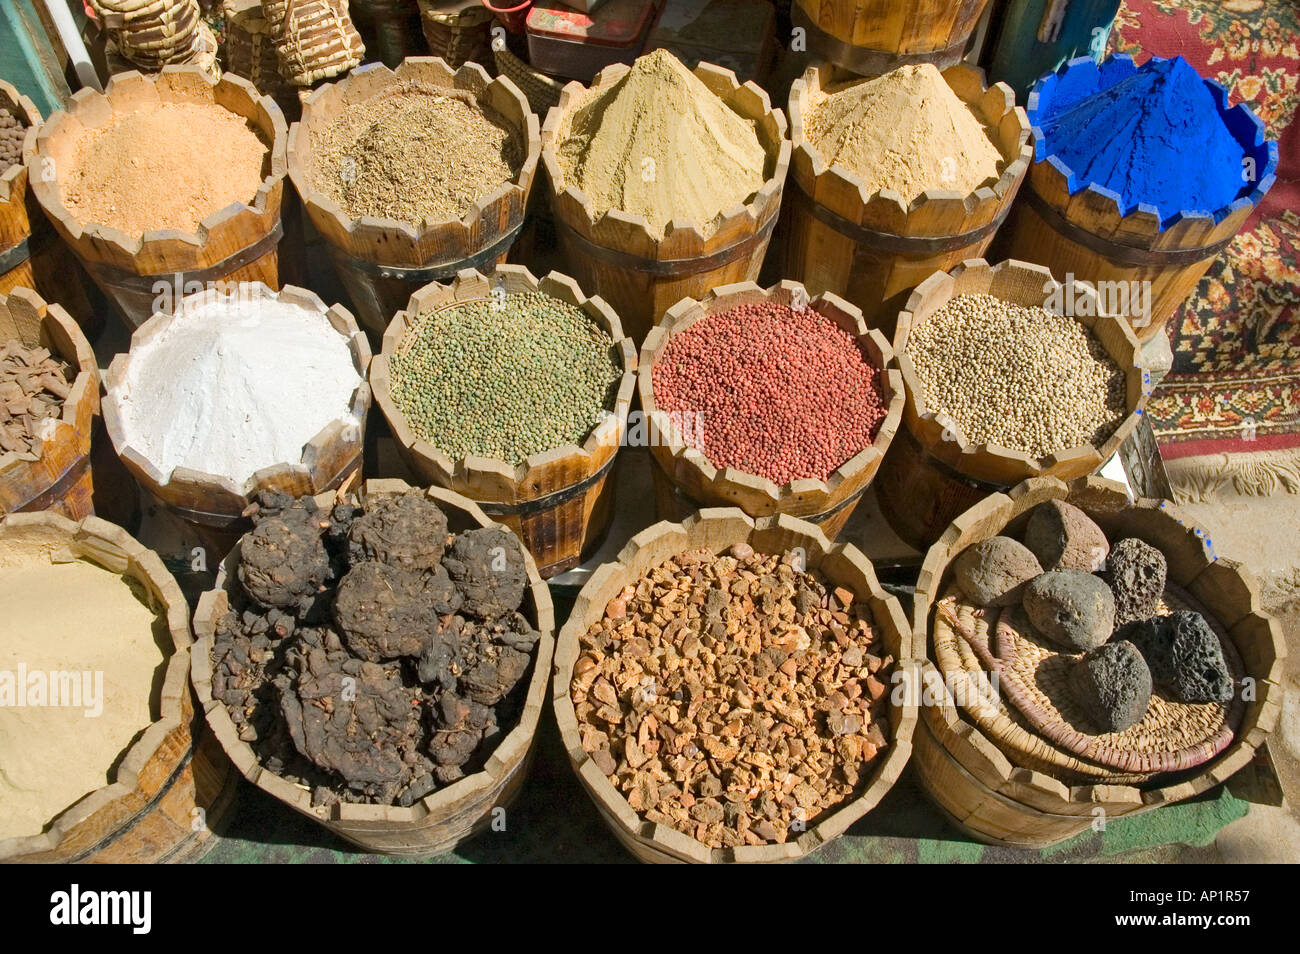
0;511;234;863
191;478;556;856
0;80;42;302
25;67;289;330
0;289;99;519
909;475;1286;847
639;280;904;539
0;81;98;337
782;61;1032;340
372;265;637;578
551;508;919;863
541;60;791;345
101;283;371;560
791;0;994;76
874;258;1150;550
287;57;542;339
995;55;1279;344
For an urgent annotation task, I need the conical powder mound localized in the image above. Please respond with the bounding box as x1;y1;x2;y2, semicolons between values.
806;63;1003;204
556;49;768;240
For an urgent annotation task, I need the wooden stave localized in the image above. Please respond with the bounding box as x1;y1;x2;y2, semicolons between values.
0;289;100;519
23;67;289;329
371;264;637;579
0;511;232;863
540;59;793;345
906;475;1286;846
99;282;372;546
637;279;904;528
190;478;557;857
783;61;1033;339
286;57;542;337
792;0;995;72
550;507;919;863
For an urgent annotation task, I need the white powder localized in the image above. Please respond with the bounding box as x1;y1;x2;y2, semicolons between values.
111;293;363;487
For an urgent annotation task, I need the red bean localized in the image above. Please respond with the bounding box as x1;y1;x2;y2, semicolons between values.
652;302;887;485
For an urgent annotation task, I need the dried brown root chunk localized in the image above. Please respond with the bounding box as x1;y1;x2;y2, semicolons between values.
238;513;332;614
443;526;527;618
275;627;425;802
348;490;449;569
332;561;450;661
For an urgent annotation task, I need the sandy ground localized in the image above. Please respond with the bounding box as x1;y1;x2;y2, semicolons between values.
1176;496;1300;862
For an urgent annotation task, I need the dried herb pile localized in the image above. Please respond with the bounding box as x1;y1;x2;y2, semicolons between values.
571;544;893;848
0;340;72;459
211;490;540;807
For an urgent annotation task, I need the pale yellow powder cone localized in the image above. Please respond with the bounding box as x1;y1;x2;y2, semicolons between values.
557;49;769;239
807;63;1003;204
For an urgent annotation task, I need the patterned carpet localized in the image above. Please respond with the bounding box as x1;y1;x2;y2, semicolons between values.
1108;0;1300;490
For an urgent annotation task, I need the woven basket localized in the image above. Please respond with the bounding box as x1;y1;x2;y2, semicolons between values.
911;474;1287;847
419;0;494;68
264;0;365;86
931;591;1146;784
94;0;209;70
224;0;297;102
935;581;1246;782
495;48;563;115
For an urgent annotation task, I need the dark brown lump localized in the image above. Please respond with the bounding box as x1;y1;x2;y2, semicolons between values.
443;526;528;618
237;510;332;616
347;490;450;569
211;489;540;805
333;560;460;661
275;626;428;803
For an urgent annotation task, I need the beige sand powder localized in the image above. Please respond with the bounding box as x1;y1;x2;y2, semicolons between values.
0;556;167;841
805;64;1003;204
557;49;768;239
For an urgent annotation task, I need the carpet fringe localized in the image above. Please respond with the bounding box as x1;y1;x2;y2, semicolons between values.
1168;449;1300;503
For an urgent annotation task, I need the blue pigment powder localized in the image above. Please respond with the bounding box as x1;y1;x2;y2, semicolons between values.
1036;57;1247;221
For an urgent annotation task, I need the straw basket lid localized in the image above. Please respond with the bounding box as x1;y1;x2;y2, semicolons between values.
893;258;1151;487
0;79;41;205
912;475;1286;813
101;282;371;510
0;511;194;861
638;279;904;517
551;508;918;863
540;59;792;261
23;67;288;268
287;57;541;264
0;288;99;481
373;264;637;497
788;61;1032;234
190;479;556;848
1025;54;1278;251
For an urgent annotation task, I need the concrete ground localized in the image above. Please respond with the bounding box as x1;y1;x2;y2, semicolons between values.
1176;495;1300;863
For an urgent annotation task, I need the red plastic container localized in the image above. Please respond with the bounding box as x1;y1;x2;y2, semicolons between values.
525;0;659;83
485;0;533;33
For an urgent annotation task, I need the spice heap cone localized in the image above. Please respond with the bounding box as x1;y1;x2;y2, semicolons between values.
556;49;768;239
805;63;1003;203
1036;57;1247;222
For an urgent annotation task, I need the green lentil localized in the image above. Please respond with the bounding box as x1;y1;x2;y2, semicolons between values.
389;291;621;464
